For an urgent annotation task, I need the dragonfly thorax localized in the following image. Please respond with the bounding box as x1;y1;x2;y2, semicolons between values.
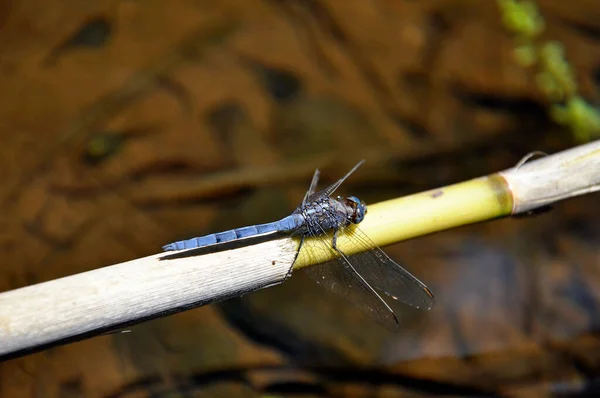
299;194;367;234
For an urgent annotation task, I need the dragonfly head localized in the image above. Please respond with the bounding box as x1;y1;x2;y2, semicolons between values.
345;195;367;224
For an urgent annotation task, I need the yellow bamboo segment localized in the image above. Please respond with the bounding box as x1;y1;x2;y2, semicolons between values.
293;174;513;270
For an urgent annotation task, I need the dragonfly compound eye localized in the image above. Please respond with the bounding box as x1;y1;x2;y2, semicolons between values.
346;196;367;224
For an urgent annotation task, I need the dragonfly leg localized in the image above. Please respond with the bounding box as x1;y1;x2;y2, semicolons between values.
331;228;339;250
291;235;306;269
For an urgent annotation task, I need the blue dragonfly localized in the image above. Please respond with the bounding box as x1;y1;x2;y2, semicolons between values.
162;160;435;328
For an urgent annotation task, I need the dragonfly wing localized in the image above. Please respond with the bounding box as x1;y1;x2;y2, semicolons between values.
304;258;400;330
340;226;435;311
302;168;321;205
302;216;401;330
322;160;365;197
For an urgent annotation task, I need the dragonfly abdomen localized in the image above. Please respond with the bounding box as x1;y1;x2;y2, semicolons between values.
162;214;302;251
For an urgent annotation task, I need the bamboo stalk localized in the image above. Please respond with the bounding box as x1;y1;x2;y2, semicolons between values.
295;139;600;269
1;139;599;360
0;239;298;360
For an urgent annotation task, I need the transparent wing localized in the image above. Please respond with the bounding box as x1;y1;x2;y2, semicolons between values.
296;160;433;329
301;202;435;329
301;210;401;330
304;257;401;329
339;225;435;311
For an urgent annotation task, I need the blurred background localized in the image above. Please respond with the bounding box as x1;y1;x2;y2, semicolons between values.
0;0;599;397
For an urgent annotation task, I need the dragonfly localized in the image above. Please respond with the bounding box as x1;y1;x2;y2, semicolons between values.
162;160;435;329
